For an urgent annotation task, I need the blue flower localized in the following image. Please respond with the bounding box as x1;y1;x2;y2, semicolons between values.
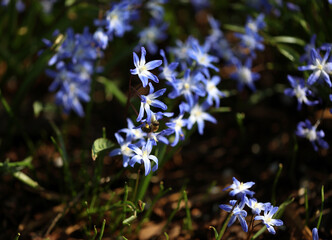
104;2;134;40
93;28;109;50
48;28;76;66
188;41;219;72
166;103;188;146
312;228;319;240
54;78;90;117
170;69;205;107
286;2;301;11
254;205;283;235
245;14;266;33
186;100;217;135
146;0;168;21
159;49;179;83
284;75;318;110
298;48;332;87
206;15;224;44
235;28;264;58
137;83;167;122
300;35;317;63
72;28;98;63
202;71;225;108
190;0;210;10
219;200;248;232
230;58;260;91
130;47;163;87
168;37;195;62
137;20;168;54
15;0;25;12
118;118;146;142
246;198;268;215
109;133;134;168
223;177;255;202
296;120;329;151
129;141;159;176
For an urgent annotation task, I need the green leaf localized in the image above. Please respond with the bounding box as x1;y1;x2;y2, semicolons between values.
211;107;232;113
223;24;245;33
270;36;306;46
276;44;300;62
91;138;114;161
97;76;127;106
209;226;219;239
0;156;33;171
12;171;41;189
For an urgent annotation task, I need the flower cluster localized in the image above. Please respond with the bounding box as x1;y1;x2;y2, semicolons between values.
109;9;268;176
284;36;332;151
94;0;168;54
45;28;102;117
220;177;283;235
111;33;226;175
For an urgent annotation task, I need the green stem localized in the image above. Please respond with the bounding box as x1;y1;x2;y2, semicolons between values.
316;185;324;230
132;169;140;204
183;190;193;231
217;201;238;240
271;163;283;205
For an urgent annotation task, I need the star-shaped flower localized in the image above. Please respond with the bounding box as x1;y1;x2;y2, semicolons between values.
130;47;162;87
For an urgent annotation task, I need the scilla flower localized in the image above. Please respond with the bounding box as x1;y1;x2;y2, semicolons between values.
186;100;217;135
129;141;158;176
137;83;167;123
254;205;283;235
219;200;248;232
246;198;267;215
312;228;319;240
109;133;134;168
130;47;162;87
223;177;255;202
284;75;318;110
298;48;332;87
230;58;260;91
166;103;188;147
296;119;329;151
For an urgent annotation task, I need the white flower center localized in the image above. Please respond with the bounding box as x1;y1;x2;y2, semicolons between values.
175;118;183;130
138;65;147;74
121;145;132;156
306;129;317;141
294;86;306;102
142;150;148;159
207;82;216;92
239;67;252;83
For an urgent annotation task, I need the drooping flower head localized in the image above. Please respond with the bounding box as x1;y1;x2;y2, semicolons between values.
219;200;248;232
312;228;319;240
